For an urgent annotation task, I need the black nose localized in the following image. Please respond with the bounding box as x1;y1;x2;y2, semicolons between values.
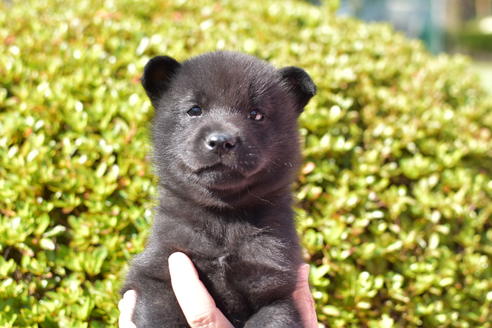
205;133;238;152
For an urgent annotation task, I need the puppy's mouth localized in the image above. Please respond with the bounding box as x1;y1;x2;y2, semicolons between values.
177;148;265;190
194;162;236;175
191;162;248;190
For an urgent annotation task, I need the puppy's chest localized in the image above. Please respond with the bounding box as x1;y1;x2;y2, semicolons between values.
188;226;256;271
185;223;283;282
188;228;282;317
192;250;236;279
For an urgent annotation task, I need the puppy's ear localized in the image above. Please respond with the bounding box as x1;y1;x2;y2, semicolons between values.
279;66;316;112
141;56;181;106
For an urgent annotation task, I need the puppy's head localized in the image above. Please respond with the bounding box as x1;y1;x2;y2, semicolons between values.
142;51;316;207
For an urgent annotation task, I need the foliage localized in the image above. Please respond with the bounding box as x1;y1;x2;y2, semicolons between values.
1;0;491;327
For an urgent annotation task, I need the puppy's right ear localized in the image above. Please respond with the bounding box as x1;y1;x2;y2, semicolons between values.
141;56;181;106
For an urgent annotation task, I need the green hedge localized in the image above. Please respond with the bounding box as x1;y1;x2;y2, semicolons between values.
1;0;491;327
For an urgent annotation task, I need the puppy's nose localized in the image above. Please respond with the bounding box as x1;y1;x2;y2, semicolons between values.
205;133;238;152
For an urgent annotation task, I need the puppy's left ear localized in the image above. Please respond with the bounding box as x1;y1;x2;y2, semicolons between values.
279;66;316;112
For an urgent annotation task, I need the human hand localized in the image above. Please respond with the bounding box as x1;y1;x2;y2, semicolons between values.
293;263;318;328
118;252;318;328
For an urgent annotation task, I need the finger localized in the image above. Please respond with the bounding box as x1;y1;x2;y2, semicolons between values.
118;290;137;328
169;252;216;318
169;252;234;328
293;264;318;328
297;263;310;285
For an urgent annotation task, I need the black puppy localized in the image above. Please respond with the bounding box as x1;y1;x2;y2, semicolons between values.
122;51;316;327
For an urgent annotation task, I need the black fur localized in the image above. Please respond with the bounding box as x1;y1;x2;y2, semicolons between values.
122;51;316;327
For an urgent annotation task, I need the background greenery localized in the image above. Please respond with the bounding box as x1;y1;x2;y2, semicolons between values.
1;0;491;327
472;62;492;95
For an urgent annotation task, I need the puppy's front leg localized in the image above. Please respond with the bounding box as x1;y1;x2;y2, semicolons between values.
125;276;187;328
244;297;303;328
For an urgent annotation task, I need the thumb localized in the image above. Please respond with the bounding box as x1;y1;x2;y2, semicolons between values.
168;252;234;328
293;264;318;328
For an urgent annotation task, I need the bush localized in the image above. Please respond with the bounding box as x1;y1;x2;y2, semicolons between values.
1;0;491;327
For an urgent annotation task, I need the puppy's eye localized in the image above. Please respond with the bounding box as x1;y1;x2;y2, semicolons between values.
187;106;203;117
248;110;264;121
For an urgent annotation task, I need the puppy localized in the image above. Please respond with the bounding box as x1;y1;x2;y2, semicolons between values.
122;51;316;327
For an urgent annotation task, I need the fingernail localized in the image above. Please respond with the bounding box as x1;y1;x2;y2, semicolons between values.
124;290;136;299
168;252;185;265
